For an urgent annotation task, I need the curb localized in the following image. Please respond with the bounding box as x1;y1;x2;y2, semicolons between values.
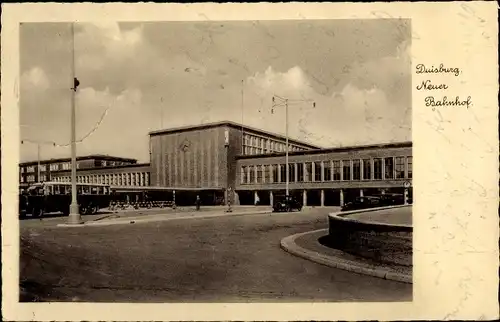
56;210;272;228
280;229;412;284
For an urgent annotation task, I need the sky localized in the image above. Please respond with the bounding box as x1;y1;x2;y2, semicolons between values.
20;19;411;163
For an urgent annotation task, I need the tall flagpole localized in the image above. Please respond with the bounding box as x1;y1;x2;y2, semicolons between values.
67;22;82;225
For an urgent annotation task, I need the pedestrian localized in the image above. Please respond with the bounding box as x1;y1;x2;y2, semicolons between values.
195;195;201;211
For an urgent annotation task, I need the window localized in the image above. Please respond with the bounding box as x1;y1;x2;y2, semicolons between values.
62;163;71;170
314;162;322;181
353;160;361;180
49;164;59;171
342;160;351;181
385;157;394;179
333;161;341;181
40;175;46;181
324;161;332;181
27;166;35;173
20;167;25;173
288;163;296;182
27;175;35;182
395;157;405;179
249;166;255;183
256;165;263;183
297;163;304;182
304;162;312;182
39;165;46;172
363;159;371;180
264;165;271;183
241;166;247;184
374;158;383;180
407;156;413;179
21;176;25;183
272;165;279;183
279;164;286;183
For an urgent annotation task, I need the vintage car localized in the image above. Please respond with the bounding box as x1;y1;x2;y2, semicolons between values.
341;196;381;212
272;195;302;212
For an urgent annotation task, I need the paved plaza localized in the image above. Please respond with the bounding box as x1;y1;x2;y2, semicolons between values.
20;207;412;302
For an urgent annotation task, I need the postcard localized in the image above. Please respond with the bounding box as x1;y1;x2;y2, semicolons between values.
1;2;498;321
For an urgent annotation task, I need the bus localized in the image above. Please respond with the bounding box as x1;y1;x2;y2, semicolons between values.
20;181;112;218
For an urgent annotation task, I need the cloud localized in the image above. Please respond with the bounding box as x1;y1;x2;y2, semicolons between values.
21;67;50;91
247;66;313;95
242;63;410;147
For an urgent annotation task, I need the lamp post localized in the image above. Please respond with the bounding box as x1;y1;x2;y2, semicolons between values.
21;138;59;183
272;95;315;199
67;23;82;225
224;129;232;212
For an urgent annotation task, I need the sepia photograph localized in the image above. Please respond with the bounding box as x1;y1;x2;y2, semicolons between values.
18;18;413;303
2;2;498;321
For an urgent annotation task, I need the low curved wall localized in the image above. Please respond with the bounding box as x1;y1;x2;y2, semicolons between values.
327;206;412;267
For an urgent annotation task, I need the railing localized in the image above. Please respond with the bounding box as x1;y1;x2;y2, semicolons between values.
108;200;173;212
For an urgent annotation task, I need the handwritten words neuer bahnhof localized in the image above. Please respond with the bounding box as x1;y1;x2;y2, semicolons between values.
415;63;472;110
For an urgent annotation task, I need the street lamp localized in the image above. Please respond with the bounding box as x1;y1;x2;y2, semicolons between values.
67;23;82;225
272;95;316;199
21;139;57;183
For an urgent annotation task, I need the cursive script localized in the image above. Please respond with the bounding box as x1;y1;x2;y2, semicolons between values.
416;63;460;77
425;96;472;109
416;79;449;91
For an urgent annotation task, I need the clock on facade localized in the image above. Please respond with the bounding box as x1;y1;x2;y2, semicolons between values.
179;139;191;152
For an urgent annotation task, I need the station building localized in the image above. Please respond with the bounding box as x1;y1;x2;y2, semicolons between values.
235;142;412;206
19;155;137;186
148;121;412;206
148;121;319;205
27;120;413;207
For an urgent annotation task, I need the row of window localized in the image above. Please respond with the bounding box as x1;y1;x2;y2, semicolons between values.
54;172;150;187
242;133;308;155
24;175;43;183
240;156;412;184
20;160;131;174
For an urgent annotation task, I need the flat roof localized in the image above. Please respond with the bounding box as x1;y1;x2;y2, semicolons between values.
236;141;412;159
51;163;151;173
148;120;321;149
20;154;138;166
110;186;223;192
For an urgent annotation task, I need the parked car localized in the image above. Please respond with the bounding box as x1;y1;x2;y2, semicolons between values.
341;196;381;212
272;195;302;212
375;193;405;206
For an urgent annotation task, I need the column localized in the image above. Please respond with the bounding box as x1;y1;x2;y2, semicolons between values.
234;192;240;206
320;189;325;207
360;159;364;181
360;189;364;197
321;161;325;182
270;191;274;206
277;165;281;183
254;191;259;205
302;190;307;207
340;189;344;207
140;173;144;186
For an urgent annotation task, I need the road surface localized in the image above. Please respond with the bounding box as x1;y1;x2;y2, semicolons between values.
20;208;412;302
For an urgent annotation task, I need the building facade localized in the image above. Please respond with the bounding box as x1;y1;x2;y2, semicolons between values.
19;155;137;185
148;121;319;204
51;163;151;187
235;142;412;206
21;121;413;207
